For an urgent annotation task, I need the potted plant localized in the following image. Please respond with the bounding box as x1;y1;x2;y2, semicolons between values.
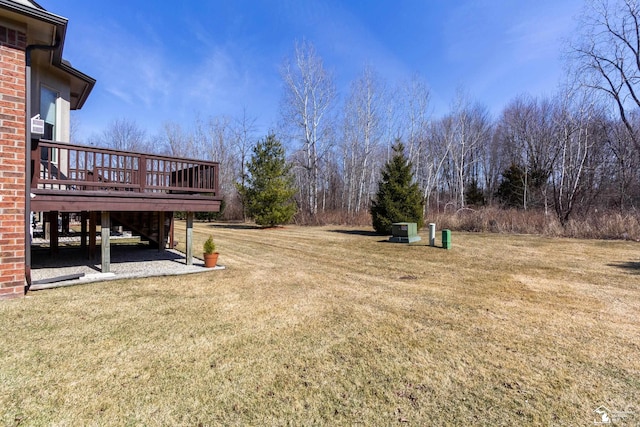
203;235;218;268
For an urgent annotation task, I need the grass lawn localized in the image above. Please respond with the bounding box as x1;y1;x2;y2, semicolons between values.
1;223;639;425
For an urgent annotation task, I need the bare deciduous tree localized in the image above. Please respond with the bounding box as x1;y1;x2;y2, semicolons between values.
280;40;336;216
551;89;608;224
399;74;431;170
197;115;237;198
574;0;640;151
495;95;558;211
161;121;195;158
98;118;148;152
605;113;640;209
231;108;257;220
341;65;387;214
423;116;455;213
446;92;491;210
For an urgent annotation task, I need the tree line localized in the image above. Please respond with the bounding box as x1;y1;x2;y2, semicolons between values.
78;0;640;233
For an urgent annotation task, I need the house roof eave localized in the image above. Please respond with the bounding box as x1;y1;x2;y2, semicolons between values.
0;0;67;28
0;0;95;109
58;59;95;110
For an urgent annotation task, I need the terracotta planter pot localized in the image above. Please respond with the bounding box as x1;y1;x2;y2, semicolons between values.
204;252;219;268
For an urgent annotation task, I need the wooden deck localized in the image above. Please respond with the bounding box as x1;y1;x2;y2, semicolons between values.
30;141;222;212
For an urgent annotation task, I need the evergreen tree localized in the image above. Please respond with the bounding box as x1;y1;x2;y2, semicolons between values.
237;134;297;227
496;163;549;209
370;141;424;234
465;179;485;207
496;164;526;208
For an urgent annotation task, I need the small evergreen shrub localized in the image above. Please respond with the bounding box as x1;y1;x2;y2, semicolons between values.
203;235;216;254
370;141;424;234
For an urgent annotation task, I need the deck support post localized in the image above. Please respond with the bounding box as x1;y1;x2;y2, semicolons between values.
101;211;110;273
80;211;88;250
61;212;70;234
43;213;49;240
186;211;193;266
168;214;175;248
89;211;97;259
50;211;59;255
158;211;165;252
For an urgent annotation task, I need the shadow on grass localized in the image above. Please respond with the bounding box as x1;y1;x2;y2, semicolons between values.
377;239;439;248
204;223;263;230
329;229;381;237
607;261;640;274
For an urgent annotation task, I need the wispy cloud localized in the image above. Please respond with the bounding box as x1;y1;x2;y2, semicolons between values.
74;20;174;105
503;2;580;63
45;0;585;136
186;48;244;106
435;0;582;114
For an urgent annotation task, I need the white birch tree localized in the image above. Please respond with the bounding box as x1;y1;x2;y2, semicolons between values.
280;40;336;216
341;65;386;214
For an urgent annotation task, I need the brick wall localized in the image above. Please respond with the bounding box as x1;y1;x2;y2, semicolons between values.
0;25;27;300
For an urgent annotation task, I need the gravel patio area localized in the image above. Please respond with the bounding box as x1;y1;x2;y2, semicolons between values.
29;244;222;291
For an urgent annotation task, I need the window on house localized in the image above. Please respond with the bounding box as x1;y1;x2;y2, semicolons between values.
40;86;58;163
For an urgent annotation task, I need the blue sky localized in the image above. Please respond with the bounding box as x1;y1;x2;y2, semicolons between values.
40;0;584;141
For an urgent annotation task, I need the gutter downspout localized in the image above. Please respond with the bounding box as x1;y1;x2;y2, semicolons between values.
24;39;60;293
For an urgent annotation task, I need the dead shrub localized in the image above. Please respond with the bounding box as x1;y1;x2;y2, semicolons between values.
425;207;640;240
287;206;639;240
294;209;372;227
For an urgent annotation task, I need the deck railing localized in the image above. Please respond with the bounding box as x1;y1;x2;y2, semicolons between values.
32;141;219;196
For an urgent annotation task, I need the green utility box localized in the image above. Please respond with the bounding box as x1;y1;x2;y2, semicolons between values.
389;222;421;243
442;229;451;249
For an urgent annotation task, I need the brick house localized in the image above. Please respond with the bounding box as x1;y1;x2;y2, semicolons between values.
0;0;221;300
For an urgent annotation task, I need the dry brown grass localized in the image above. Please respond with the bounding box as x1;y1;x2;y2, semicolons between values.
1;223;639;425
431;207;640;240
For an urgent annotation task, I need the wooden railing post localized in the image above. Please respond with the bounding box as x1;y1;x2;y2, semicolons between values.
31;148;40;188
215;163;220;196
139;154;146;192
